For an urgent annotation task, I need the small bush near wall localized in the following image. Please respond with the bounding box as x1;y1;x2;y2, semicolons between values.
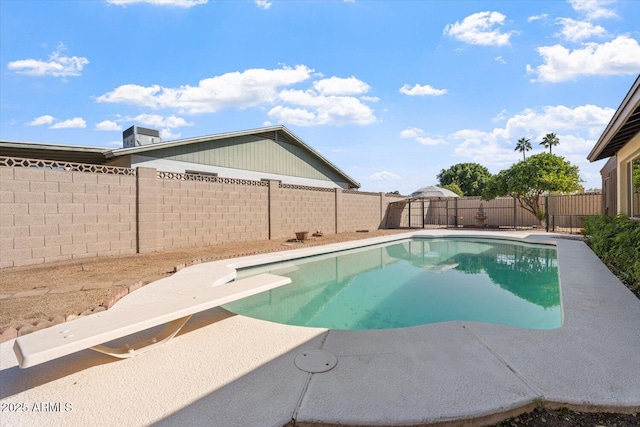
584;214;640;293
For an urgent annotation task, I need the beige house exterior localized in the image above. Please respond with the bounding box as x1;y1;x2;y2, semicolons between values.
588;75;640;218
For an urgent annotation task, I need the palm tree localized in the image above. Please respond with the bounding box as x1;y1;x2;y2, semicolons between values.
540;132;559;154
514;137;532;161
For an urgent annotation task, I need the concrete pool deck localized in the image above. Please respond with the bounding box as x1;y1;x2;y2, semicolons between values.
1;230;639;426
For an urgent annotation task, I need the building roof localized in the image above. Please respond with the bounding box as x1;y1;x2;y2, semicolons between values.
0;140;110;164
107;125;359;188
0;125;360;188
588;74;640;162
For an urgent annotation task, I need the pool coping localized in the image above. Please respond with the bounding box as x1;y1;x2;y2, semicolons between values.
1;230;639;426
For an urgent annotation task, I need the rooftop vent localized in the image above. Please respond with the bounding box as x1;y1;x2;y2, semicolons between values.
122;126;161;148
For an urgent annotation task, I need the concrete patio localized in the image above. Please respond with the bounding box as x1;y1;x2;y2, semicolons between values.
1;231;639;427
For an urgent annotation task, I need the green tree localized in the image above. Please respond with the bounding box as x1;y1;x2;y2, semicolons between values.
442;182;464;197
482;153;582;226
540;132;559;154
514;137;532;161
437;163;492;196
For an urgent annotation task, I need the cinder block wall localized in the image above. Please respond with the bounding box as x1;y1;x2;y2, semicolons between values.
0;162;397;268
0;165;137;268
270;185;336;239
338;191;385;233
154;177;269;251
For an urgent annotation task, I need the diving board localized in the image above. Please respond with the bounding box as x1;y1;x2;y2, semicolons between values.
13;273;291;368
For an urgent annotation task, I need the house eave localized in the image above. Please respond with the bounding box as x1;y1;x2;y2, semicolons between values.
0;140;109;164
588;74;640;162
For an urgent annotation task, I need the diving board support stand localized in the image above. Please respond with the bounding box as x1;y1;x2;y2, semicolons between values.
90;315;192;358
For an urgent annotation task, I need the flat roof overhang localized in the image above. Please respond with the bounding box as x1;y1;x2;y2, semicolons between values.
588;74;640;162
0;141;109;164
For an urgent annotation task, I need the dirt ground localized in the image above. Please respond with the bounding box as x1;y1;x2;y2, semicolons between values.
1;229;637;426
497;407;639;427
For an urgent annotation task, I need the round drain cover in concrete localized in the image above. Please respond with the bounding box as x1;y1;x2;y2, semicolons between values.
294;349;337;373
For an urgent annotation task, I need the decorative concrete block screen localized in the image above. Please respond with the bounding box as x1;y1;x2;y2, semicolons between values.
0;157;397;267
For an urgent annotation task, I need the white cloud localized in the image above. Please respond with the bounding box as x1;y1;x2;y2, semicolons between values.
400;127;424;139
269;89;376;126
451;104;614;167
130;114;193;129
313;76;370;96
28;115;55;126
416;136;447;146
50;117;87;129
501;104;614;139
369;171;402;181
494;56;507;64
98;65;376;127
399;83;447;96
493;109;508;122
400;126;446;146
160;129;182;139
96;84;164;107
568;0;617;19
360;95;379;102
267;106;316;126
443;11;516;46
95;120;122;131
254;0;271;9
528;14;548;22
97;65;313;113
106;0;207;7
7;43;88;77
556;18;606;42
527;35;640;82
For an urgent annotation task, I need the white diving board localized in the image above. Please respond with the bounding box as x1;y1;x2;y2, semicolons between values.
13;273;291;368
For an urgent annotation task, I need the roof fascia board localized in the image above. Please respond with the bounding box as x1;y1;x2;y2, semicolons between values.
588;74;640;162
0;141;110;154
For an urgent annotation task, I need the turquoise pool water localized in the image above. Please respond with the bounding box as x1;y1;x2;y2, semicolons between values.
223;238;562;330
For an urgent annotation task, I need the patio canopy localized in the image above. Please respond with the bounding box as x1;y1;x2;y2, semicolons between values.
409;186;460;200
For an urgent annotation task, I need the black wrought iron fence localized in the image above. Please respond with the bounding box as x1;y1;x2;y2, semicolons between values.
548;215;591;234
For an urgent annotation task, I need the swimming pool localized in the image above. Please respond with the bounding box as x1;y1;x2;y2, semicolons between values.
223;238;562;330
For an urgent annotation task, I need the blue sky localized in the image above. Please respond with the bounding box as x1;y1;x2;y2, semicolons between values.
1;0;639;193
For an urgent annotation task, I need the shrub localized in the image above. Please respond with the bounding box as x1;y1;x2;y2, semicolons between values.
583;214;640;291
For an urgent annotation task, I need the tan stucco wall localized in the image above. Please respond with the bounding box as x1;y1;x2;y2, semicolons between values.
616;132;640;215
